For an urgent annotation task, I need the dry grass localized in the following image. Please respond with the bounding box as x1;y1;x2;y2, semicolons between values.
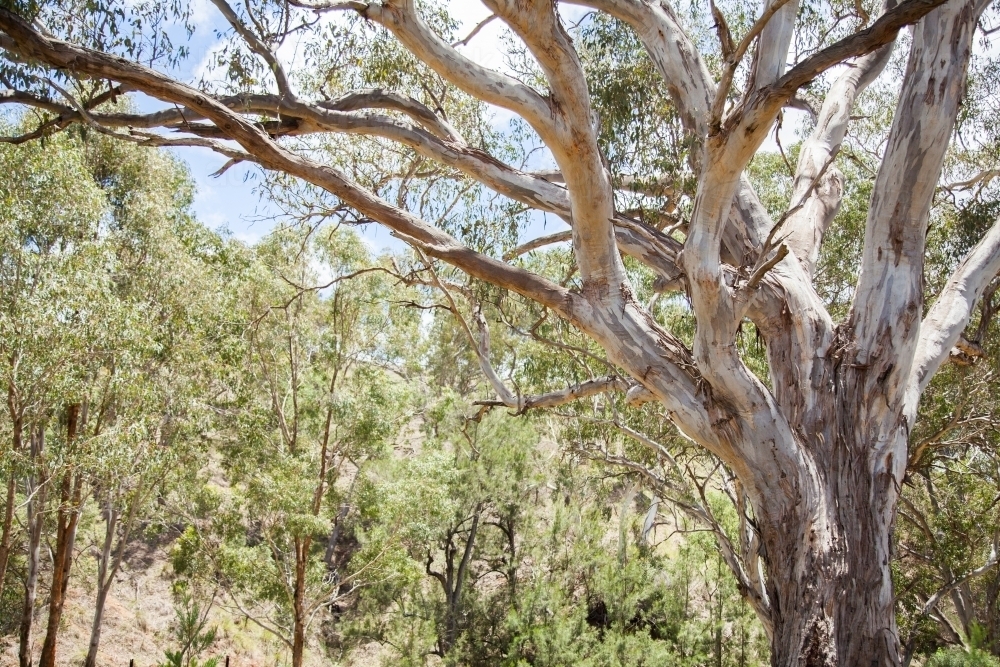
0;536;386;667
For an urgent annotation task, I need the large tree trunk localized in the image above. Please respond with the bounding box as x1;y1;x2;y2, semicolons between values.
762;436;902;667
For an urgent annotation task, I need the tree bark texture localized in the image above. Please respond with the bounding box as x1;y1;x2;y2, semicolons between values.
763;1;985;663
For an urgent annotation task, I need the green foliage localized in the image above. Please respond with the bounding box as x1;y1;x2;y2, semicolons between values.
158;588;219;667
927;647;1000;667
0;116;242;664
6;4;1000;662
166;219;420;663
346;399;768;667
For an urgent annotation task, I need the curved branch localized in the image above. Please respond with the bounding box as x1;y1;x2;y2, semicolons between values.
481;0;623;289
905;214;1000;424
566;0;714;137
503;231;572;260
355;0;554;133
321;88;463;142
711;0;796;127
783;5;896;274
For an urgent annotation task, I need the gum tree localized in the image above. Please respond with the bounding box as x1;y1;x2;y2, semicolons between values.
2;0;998;663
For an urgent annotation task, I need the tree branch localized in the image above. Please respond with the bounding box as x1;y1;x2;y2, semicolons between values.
0;7;588;324
353;0;553;133
503;231;573;260
782;5;896;274
321;88;463;142
906;214;1000;424
741;0;952;134
481;0;623;289
208;0;293;97
474;376;631;412
567;0;714;137
849;0;984;410
918;546;999;618
711;0;796;128
752;0;800;89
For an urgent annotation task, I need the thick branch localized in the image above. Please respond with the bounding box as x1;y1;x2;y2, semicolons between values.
724;0;955;158
711;0;796;126
481;0;623;289
355;1;553;132
850;0;984;411
566;0;773;266
905;214;1000;424
783;26;895;274
566;0;714;137
753;0;800;88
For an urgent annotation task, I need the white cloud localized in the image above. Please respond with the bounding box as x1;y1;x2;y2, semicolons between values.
187;0;215;29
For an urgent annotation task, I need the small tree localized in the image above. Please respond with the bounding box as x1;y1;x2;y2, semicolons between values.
173;224;414;667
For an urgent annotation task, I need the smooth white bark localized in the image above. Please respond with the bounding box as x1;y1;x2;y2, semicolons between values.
906;214;1000;424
